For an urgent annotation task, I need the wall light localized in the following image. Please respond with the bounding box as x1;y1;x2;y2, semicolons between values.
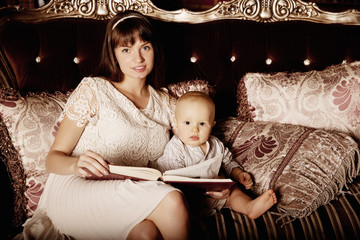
73;57;80;64
265;58;272;65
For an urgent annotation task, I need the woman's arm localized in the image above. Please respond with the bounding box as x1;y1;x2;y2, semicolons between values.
46;115;109;177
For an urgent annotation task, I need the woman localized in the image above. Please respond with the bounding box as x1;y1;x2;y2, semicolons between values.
23;11;190;240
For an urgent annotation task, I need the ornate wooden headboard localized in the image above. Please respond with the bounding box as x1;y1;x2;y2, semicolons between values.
1;0;360;118
4;0;360;23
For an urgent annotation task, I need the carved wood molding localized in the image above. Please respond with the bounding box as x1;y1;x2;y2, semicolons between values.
4;0;360;25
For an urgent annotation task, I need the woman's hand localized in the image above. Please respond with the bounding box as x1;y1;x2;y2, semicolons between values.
205;188;230;200
76;150;109;178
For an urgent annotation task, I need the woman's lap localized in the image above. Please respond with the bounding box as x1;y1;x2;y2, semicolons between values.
32;174;178;239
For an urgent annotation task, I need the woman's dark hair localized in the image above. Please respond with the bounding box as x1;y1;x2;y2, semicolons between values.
95;11;165;89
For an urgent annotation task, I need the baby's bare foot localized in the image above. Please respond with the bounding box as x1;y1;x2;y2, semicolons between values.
246;189;277;219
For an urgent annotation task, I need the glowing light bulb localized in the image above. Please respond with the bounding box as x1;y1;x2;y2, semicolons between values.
190;56;197;63
265;58;272;65
73;57;80;64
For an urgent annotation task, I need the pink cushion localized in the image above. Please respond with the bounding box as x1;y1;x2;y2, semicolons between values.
0;88;70;217
166;79;216;98
213;118;360;219
238;61;360;143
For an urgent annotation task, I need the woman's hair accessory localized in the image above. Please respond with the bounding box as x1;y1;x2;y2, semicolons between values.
112;15;148;30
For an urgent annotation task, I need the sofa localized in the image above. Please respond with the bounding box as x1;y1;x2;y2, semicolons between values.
1;0;360;239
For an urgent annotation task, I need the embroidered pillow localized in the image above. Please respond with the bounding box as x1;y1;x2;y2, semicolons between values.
238;61;360;143
165;79;216;98
213;118;360;219
0;88;70;218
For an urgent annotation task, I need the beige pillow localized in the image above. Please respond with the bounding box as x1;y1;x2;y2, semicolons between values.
165;79;216;98
0;88;70;217
238;61;360;143
213;118;360;219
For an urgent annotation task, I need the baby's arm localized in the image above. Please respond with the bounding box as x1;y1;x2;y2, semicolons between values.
152;137;186;172
220;141;253;189
231;168;253;190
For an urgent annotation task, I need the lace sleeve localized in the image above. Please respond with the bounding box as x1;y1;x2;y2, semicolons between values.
61;78;99;127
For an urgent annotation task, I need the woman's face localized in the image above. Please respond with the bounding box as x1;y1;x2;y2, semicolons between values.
114;36;154;82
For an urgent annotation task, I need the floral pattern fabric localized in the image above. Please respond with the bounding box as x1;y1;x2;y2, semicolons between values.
0;89;70;217
239;61;360;144
213;118;360;219
165;79;216;99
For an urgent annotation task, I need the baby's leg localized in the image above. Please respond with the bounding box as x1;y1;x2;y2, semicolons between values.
226;187;277;219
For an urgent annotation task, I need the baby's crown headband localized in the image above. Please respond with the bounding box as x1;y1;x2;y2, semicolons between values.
112;15;150;30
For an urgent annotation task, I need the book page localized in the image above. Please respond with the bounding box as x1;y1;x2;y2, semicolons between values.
163;154;223;179
109;165;162;181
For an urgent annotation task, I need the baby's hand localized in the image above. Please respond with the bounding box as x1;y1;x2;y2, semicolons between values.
205;188;230;200
237;171;253;189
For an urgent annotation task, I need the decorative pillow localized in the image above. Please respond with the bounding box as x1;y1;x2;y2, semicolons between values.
238;61;360;143
165;79;216;98
213;117;360;219
0;88;71;218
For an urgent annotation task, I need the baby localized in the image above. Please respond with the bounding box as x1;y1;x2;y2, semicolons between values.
155;91;277;219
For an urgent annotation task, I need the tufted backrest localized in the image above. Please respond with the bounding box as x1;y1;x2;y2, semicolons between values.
155;20;360;117
1;19;107;92
2;17;360;118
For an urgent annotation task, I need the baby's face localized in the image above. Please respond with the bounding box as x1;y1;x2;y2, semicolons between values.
175;98;215;148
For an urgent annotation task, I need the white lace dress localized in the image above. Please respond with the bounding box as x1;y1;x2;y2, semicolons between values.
22;77;178;240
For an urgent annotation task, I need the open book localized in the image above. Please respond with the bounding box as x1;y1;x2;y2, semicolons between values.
86;155;235;191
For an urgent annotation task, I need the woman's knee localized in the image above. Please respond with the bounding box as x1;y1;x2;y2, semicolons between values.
150;190;189;220
163;191;188;213
147;191;190;239
127;220;163;240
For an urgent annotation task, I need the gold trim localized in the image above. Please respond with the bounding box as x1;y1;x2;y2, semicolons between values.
2;0;360;24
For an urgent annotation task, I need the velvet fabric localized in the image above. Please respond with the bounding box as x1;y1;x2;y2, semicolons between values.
2;19;360;119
